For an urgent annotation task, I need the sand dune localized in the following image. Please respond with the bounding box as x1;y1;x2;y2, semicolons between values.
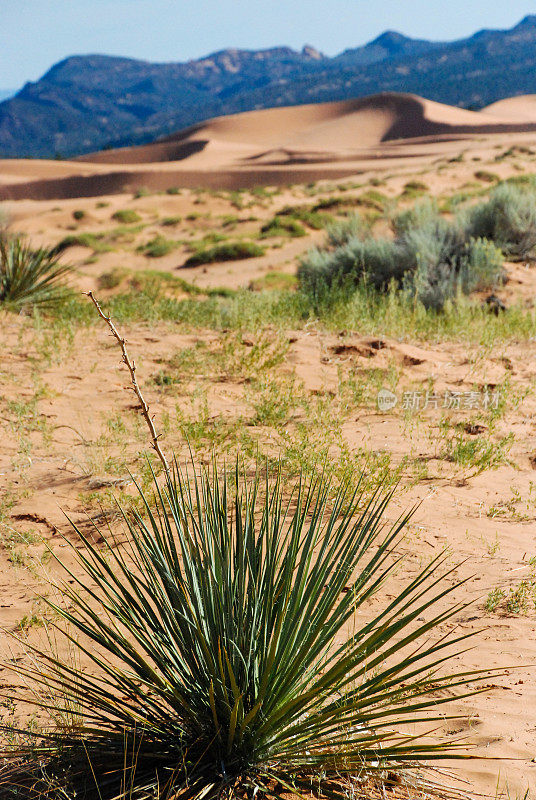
483;94;536;122
4;92;536;200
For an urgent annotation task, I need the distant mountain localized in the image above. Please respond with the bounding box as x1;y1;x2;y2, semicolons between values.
2;16;536;158
0;90;16;102
333;30;445;66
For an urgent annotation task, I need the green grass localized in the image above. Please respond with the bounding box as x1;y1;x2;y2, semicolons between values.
139;235;178;258
184;241;265;268
355;190;390;212
401;181;428;198
260;216;306;238
133;187;151;199
474;170;500;184
249;272;297;291
42;278;536;345
112;209;142;224
276;205;331;230
52;232;113;255
96;267;235;299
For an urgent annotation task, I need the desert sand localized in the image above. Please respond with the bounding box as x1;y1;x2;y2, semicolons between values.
2;92;536;798
5;91;536;199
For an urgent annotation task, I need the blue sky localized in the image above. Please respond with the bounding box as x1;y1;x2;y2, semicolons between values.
2;1;536;89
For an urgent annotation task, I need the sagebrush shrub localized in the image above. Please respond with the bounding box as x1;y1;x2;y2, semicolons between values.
464;182;536;259
299;200;504;310
326;213;370;247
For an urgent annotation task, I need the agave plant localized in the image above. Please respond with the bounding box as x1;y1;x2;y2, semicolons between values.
2;464;484;799
0;235;70;309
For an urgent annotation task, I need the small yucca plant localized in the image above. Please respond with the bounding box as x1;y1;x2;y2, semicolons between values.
0;235;70;310
1;463;485;800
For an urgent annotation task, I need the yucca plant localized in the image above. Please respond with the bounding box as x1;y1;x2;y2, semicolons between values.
0;235;70;309
0;462;487;799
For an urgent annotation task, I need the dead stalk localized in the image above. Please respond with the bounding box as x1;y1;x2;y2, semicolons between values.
85;290;171;479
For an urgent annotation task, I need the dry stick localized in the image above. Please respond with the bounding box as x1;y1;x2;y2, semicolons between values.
85;290;171;480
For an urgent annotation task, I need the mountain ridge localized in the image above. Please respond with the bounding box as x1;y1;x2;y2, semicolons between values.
3;16;536;158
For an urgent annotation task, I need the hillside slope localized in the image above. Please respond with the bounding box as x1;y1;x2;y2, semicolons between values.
3;16;536;158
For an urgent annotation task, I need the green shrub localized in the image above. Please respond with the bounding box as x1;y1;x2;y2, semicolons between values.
474;170;499;183
401;180;428;198
260;216;306;238
52;232;112;254
133;186;151;199
409;238;504;311
464;182;536;259
97;268;127;290
355;190;389;211
403;180;428;192
141;235;177;258
0;235;70;309
184;240;264;267
276;205;328;229
299;200;504;310
72;209;85;221
311;195;348;211
249;271;297;291
326;213;369;247
0;205;9;233
162;215;182;226
298;237;406;304
4;465;485;799
112;209;141;224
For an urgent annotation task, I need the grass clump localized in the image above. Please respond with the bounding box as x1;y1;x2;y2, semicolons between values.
96;267;235;300
133;186;151;199
0;205;10;233
0;235;70;310
299;200;504;311
140;235;178;258
3;463;487;799
326;213;370;248
276;205;329;230
249;271;297;291
72;209;85;221
474;170;499;184
355;190;390;212
97;268;128;290
401;181;428;198
464;181;536;259
184;240;265;268
112;209;142;224
53;232;112;255
260;216;306;238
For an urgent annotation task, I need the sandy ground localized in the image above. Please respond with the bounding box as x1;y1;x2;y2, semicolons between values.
4;91;536;199
2;92;536;798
